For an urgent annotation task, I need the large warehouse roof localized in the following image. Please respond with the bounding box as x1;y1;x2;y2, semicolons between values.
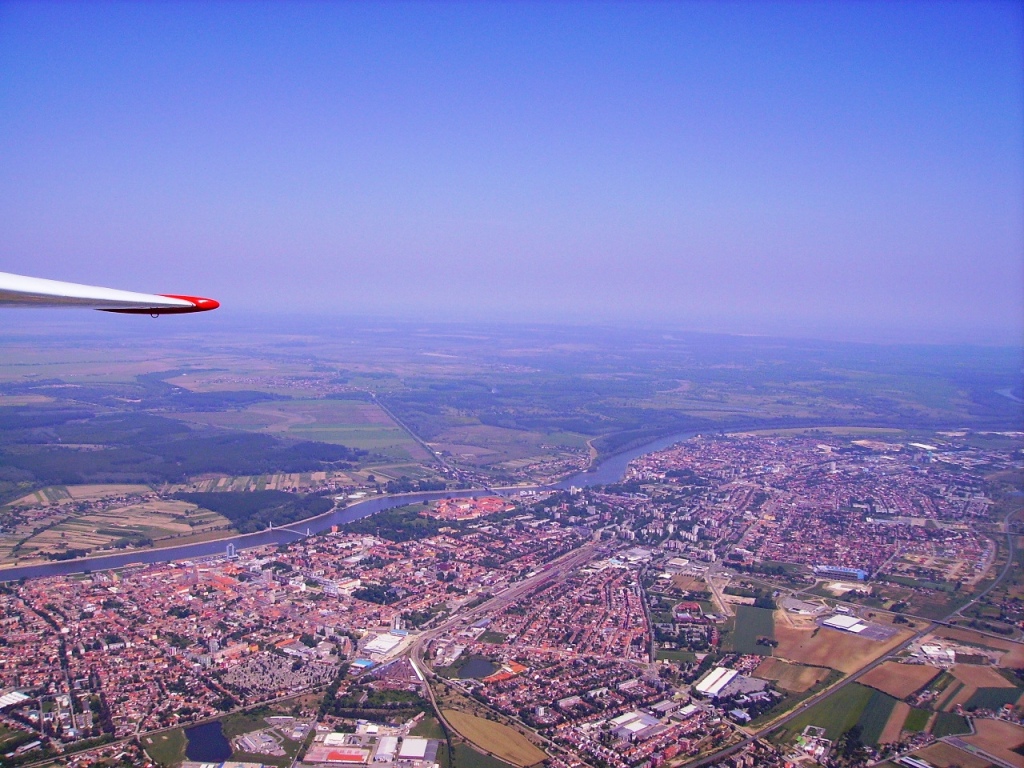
822;614;867;633
694;667;738;697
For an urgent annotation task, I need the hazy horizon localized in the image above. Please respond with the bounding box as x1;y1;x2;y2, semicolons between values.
2;1;1022;345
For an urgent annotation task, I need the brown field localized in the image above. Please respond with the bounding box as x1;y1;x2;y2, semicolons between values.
1;500;228;566
773;613;914;673
963;719;1024;768
878;701;910;745
942;663;1017;710
931;628;1024;667
859;662;940;699
65;484;153;500
734;427;906;438
950;663;1016;689
10;486;70;506
10;483;152;507
670;574;705;592
442;709;546;767
753;657;829;693
0;394;54;405
944;683;977;711
936;681;966;712
913;741;993;768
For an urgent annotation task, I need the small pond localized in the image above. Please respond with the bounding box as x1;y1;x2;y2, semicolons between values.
184;721;231;762
457;656;498;679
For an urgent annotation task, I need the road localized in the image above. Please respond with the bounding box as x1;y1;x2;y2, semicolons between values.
367;391;448;469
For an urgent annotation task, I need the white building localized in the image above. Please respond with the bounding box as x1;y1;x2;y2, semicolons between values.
374;736;398;762
694;667;739;698
398;737;429;760
822;614;867;633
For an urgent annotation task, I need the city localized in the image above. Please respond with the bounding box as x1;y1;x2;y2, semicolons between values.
1;431;1021;768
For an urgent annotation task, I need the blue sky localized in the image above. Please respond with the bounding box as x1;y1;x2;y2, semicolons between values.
1;1;1022;343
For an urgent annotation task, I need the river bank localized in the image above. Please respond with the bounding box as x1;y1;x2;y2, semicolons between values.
0;428;701;582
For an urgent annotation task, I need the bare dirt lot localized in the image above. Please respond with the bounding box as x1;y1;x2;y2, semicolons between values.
860;661;940;699
773;611;914;673
962;719;1024;768
753;657;829;693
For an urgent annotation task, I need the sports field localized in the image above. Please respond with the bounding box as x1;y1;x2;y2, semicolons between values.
142;728;186;766
859;661;940;699
443;710;546;767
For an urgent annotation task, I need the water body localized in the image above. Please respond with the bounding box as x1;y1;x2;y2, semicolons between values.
457;656;498;679
553;430;698;488
0;428;701;582
184;721;232;762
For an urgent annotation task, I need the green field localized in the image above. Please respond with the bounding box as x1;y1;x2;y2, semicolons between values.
964;686;1023;711
903;708;929;732
453;742;516;768
730;605;775;655
142;728;186;767
411;715;448;740
776;683;875;741
932;711;971;737
857;689;899;745
220;707;274;738
174;398;426;459
656;649;697;662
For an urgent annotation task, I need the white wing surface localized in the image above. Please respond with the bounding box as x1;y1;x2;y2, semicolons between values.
0;271;219;314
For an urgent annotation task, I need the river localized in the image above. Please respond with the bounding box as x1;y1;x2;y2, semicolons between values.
0;428;699;582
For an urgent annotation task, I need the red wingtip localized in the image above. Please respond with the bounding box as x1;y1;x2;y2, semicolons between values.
160;295;220;312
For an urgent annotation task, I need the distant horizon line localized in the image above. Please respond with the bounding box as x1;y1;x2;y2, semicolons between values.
1;307;1022;350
